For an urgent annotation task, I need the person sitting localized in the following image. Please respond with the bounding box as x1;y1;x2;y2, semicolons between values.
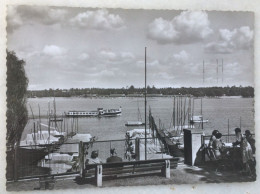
106;148;123;168
207;130;219;160
245;130;255;155
208;130;219;148
85;151;102;168
212;132;225;160
107;148;123;163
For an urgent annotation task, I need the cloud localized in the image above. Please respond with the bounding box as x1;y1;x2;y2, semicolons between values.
78;53;89;60
7;6;23;32
70;9;124;30
147;11;213;44
205;26;254;53
42;45;67;56
173;50;189;63
98;50;135;63
7;5;68;32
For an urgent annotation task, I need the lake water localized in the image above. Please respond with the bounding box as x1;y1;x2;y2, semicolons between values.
23;97;254;141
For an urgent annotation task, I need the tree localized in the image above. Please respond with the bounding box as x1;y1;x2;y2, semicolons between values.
6;51;28;146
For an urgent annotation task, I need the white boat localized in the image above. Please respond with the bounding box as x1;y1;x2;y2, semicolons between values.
125;121;145;126
190;115;209;123
65;110;99;117
98;107;122;117
65;107;122;117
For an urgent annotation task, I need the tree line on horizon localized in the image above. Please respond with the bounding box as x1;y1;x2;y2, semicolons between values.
27;85;254;98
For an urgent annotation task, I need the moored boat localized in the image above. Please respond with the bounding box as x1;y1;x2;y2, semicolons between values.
65;107;122;117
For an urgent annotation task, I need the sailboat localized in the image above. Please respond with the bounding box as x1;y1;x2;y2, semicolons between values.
125;100;145;126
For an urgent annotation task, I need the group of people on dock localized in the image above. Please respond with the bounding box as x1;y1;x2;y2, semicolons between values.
85;148;123;167
207;127;255;175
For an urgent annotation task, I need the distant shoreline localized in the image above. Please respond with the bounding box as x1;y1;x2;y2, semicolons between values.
27;86;254;98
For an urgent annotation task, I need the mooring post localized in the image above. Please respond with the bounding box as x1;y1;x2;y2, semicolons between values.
161;160;171;178
96;165;103;187
165;160;170;178
79;141;84;177
135;138;140;160
14;144;18;181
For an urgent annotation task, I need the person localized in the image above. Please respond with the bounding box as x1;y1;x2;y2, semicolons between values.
212;132;225;160
245;130;255;155
106;148;123;169
208;130;219;148
85;151;102;166
106;148;123;163
207;130;219;160
232;128;254;174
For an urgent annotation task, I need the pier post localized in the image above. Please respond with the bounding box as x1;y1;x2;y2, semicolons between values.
183;129;204;166
96;165;103;187
14;145;18;181
135;138;140;160
161;160;171;178
79;141;84;177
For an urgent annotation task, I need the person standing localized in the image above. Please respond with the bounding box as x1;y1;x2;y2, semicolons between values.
232;128;254;174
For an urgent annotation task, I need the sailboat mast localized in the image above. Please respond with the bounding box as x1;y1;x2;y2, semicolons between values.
145;47;147;160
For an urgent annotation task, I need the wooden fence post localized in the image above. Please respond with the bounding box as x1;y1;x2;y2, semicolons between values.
79;141;84;177
14;144;18;181
164;160;170;178
135;138;140;161
96;165;103;187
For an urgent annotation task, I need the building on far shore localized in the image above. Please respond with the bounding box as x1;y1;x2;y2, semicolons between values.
147;93;163;97
109;94;126;97
127;93;144;97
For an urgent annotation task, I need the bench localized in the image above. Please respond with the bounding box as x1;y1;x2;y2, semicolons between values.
82;158;179;187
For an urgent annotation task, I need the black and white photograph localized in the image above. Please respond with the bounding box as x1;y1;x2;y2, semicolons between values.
5;4;256;191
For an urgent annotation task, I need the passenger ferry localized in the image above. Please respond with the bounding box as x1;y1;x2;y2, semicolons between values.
65;107;122;117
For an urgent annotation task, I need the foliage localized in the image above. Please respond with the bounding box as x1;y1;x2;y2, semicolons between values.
6;51;28;146
27;85;254;98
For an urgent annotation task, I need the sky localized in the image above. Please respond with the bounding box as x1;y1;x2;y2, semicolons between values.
7;6;254;90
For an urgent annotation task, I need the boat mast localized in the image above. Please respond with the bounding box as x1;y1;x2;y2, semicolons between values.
145;47;147;160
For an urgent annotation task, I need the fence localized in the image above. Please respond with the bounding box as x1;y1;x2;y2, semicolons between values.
6;142;80;181
7;136;165;182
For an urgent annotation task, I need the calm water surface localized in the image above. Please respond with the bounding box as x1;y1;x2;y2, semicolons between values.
23;97;254;141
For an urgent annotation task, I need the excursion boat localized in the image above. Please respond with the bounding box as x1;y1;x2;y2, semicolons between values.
65;107;122;117
65;110;99;117
98;107;122;117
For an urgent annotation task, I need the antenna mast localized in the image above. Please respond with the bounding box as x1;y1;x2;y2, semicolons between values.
203;60;205;84
216;59;219;85
144;47;147;160
222;59;224;84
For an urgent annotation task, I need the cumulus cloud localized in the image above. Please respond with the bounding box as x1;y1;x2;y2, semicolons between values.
78;53;89;60
173;50;189;63
205;26;254;53
147;11;213;44
7;5;68;32
70;9;124;30
164;50;190;66
98;50;135;63
42;45;67;56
